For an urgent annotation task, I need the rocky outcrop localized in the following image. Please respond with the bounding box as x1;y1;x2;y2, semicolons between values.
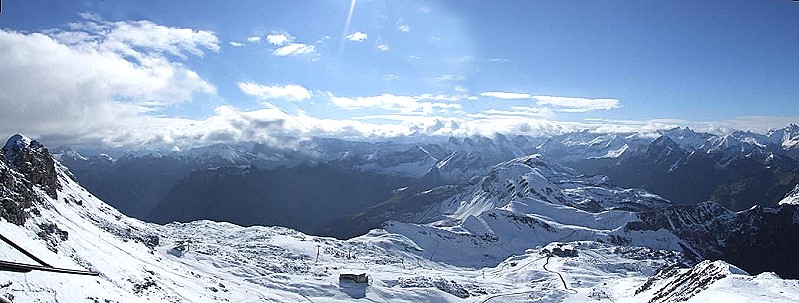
641;260;747;303
2;134;60;199
0;153;41;225
0;134;63;225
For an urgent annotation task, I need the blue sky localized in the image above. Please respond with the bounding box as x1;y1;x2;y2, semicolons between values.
0;0;797;149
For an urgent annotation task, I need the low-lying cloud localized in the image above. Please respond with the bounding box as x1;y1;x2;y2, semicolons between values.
480;91;620;113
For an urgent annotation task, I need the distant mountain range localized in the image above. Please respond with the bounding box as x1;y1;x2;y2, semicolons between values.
55;125;799;237
568;125;799;210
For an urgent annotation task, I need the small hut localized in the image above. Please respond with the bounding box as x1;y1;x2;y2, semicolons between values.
339;272;369;284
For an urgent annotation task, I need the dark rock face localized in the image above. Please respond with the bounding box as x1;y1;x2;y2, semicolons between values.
721;205;799;278
0;135;63;226
626;202;799;278
635;263;682;296
0;134;60;225
0;153;41;225
3;134;60;199
37;222;69;252
640;261;742;303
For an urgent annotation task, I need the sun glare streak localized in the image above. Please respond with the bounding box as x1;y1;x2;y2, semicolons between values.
344;0;357;36
334;0;358;71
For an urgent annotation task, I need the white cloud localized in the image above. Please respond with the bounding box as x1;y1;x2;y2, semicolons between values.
720;116;799;132
229;41;245;47
77;12;103;22
420;6;431;13
238;83;312;101
45;19;219;68
479;92;621;112
346;32;368;42
81;20;220;59
330;94;418;112
398;25;410;32
328;93;462;114
640;116;799;134
414;94;468;102
266;33;291;45
247;36;261;43
273;43;316;56
480;91;532;99
111;106;782;151
383;74;399;81
0;20;217;144
128;107;792;151
533;95;620;112
482;106;555;118
264;33;315;57
352;114;586;138
377;44;390;51
193;107;469;143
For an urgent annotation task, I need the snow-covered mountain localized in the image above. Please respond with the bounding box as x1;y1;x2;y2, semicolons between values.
569;128;799;210
323;153;671;238
4;134;799;302
54;125;799;238
183;142;306;169
54;135;540;232
537;131;653;163
325;151;799;279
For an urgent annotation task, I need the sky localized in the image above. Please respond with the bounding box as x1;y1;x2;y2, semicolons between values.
0;0;797;150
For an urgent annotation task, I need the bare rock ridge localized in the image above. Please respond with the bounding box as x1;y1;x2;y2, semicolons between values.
3;134;60;199
0;134;61;225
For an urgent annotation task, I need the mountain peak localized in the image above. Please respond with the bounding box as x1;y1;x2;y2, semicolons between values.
3;133;34;162
5;133;32;147
663;126;696;134
651;135;681;149
785;124;799;137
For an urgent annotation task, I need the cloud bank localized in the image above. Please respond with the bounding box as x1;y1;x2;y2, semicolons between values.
480;92;620;113
238;83;312;101
0;17;218;146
